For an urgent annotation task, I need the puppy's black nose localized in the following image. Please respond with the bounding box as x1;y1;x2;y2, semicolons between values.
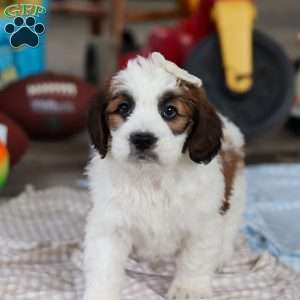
130;132;158;151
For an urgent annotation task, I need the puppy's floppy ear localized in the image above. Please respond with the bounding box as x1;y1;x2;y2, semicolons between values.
87;90;110;158
183;85;223;164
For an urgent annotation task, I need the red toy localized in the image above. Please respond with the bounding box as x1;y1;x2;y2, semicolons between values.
0;73;98;139
119;0;215;69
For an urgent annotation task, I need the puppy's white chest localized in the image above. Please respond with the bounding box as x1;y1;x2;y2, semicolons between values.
107;159;221;262
125;180;187;262
130;211;183;262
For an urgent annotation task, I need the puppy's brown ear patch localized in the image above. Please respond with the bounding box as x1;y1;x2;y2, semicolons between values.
181;82;223;164
87;90;110;158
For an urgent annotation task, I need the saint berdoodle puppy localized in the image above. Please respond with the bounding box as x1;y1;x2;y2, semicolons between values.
84;52;245;300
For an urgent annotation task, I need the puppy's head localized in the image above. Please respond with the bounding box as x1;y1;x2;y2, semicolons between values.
88;53;223;165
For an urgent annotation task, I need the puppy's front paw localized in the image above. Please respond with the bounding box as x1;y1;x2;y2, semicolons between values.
166;277;212;300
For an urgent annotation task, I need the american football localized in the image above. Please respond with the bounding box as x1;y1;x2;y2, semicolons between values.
0;73;98;139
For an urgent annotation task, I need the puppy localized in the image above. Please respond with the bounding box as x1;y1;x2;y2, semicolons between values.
84;53;245;300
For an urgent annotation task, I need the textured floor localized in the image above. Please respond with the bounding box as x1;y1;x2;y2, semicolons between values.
1;0;299;197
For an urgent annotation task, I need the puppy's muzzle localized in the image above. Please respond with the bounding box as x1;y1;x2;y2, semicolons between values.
130;132;158;151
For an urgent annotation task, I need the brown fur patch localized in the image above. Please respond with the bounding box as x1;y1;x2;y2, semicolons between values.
161;95;193;135
107;114;124;130
220;147;244;214
106;95;124;114
87;88;110;158
177;80;223;164
87;83;132;158
106;95;127;130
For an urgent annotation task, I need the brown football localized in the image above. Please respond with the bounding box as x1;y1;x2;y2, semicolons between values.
0;73;98;139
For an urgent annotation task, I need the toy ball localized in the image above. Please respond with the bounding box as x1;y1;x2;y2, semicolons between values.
0;124;9;188
0;141;9;188
0;73;98;139
0;113;29;166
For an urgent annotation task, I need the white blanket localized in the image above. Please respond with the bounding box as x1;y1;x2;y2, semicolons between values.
0;186;299;300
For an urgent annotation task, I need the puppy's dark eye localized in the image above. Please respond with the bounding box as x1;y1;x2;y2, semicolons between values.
161;104;178;121
117;100;132;117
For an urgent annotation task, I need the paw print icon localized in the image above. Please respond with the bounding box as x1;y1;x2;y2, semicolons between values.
5;16;45;48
